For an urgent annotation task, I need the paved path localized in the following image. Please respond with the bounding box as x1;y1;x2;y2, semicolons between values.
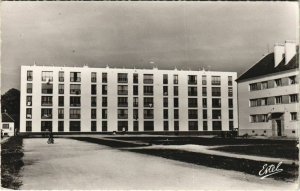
20;138;297;190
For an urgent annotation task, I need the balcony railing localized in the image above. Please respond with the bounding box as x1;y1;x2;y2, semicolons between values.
70;114;80;119
118;103;128;107
144;79;153;84
70;90;81;95
188;80;197;85
118;91;128;95
58;114;64;119
118;115;128;119
70;103;81;107
41;102;52;106
144;115;154;119
41;114;52;119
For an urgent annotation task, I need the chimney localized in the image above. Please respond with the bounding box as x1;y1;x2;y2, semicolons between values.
274;43;285;67
284;40;296;65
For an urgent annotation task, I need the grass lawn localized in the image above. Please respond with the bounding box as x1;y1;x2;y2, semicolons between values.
1;136;24;189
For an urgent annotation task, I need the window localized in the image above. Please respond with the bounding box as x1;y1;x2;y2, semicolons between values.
102;97;107;107
91;72;97;82
133;109;139;120
144;121;154;131
102;73;107;83
144;109;154;119
188;75;197;85
26;108;32;119
202;75;207;85
202;98;207;108
289;76;296;85
42;83;53;94
188;98;198;107
163;74;168;84
212;121;222;131
133;97;138;107
133;74;138;83
275;79;282;87
144;74;153;84
59;71;64;82
27;83;32;93
102;109;107;119
91;121;97;131
26;96;32;106
250;99;258;107
229;110;233;119
58;121;64;132
174;98;179;107
229;121;234;131
163;109;168;119
102;121;107;132
102;85;107;95
70;72;81;82
163;98;168;107
202;87;207;96
212;98;221;108
118;109;128;119
229;99;233;108
275;96;282;104
203;109;207;119
70;97;81;107
174;121;179;131
118;85;128;95
118;97;128;107
41;96;53;106
290;94;298;103
211;76;221;85
212;110;221;119
41;121;52;132
91;85;97;95
228;76;232;86
118;73;128;83
59;84;64;94
133;85;138;95
249;83;258;91
291;112;297;121
144;97;154;107
70;84;81;95
26;121;32;132
70;109;80;119
42;71;53;82
188;109;198;119
261;81;268;89
174;109;179;119
202;121;207;131
261;98;268;106
27;71;33;81
144;86;153;95
173;75;178;84
189;121;198;131
174;86;178;96
163;86;168;96
70;121;81;131
250;114;268;123
212;87;221;96
58;96;64;106
58;108;64;119
41;108;52;119
91;109;97;119
228;87;233;97
188;87;197;96
164;121;169;131
91;97;97;107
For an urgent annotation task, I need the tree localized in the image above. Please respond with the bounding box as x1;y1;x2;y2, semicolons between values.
1;88;20;130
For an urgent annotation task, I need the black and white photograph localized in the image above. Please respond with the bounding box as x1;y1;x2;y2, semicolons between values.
1;1;299;190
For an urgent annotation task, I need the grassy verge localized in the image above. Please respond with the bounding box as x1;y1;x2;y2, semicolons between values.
1;136;24;189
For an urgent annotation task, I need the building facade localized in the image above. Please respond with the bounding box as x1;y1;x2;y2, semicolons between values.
20;65;237;134
237;41;299;137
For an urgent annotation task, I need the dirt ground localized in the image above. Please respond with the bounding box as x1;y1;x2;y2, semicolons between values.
20;138;298;190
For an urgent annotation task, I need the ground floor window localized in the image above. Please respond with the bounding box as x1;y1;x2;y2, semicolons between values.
70;121;80;131
212;121;222;131
91;121;97;131
164;121;169;131
41;121;52;131
102;121;107;131
58;121;64;132
118;121;128;131
174;121;179;131
188;121;198;131
144;121;154;131
291;112;297;121
26;121;32;132
229;121;234;131
133;121;139;131
203;121;207;131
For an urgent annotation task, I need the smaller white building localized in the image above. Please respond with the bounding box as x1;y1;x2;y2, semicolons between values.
1;112;15;137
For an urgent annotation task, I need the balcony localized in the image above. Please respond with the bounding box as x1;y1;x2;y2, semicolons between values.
70;77;81;82
144;115;154;119
58;114;64;119
118;115;128;119
144;79;153;84
118;103;128;107
42;89;53;94
70;103;81;107
41;114;52;119
70;90;81;95
188;80;197;85
70;114;80;119
41;102;52;106
188;115;198;119
118;91;128;95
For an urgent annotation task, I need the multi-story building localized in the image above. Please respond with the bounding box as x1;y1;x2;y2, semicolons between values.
20;65;237;134
236;40;299;137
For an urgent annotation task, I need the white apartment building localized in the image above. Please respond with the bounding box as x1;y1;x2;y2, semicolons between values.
20;65;237;134
237;41;299;137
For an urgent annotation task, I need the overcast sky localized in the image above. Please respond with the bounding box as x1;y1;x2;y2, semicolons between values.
1;2;298;93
